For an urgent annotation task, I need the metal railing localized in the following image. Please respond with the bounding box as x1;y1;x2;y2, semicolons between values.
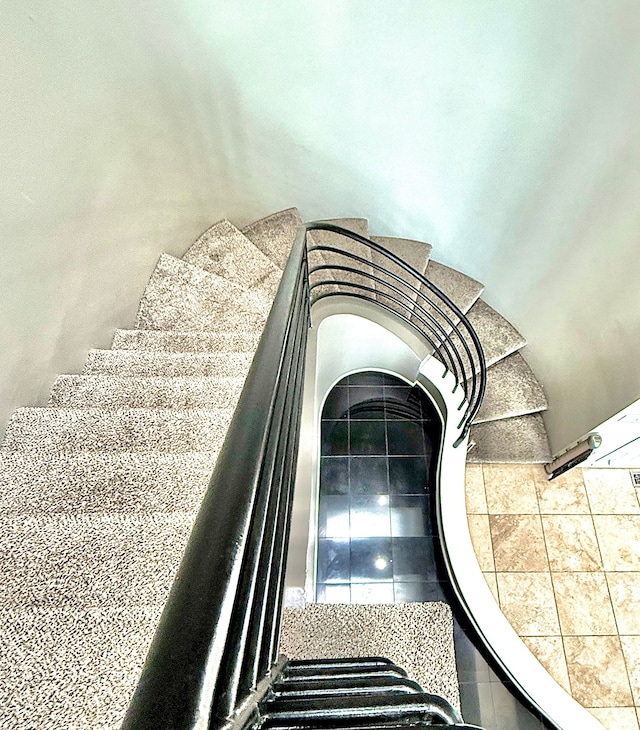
121;221;486;730
121;226;310;730
306;222;486;444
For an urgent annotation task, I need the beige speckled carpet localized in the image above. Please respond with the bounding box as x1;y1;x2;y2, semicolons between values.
281;602;460;713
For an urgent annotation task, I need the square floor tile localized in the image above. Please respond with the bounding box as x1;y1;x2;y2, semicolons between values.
621;636;640;706
468;514;495;571
320;456;349;495
388;457;428;495
317;539;350;584
489;515;548;572
564;636;633;707
350;496;391;537
350;538;393;582
393;581;447;602
390;495;431;536
350;456;388;495
607;572;640;635
391;537;437;582
496;572;560;635
322;386;350;419
533;465;590;514
349;420;386;455
348;386;385;419
588;708;639;730
541;515;603;571
318;495;350;538
465;464;488;513
521;636;571;693
316;583;352;603
321;419;349;455
387;420;426;455
593;516;640;571
483;572;499;603
482;464;540;514
350;582;394;604
583;469;640;514
552;572;617;635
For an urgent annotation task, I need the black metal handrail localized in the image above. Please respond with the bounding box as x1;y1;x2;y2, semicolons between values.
305;222;486;442
121;227;310;730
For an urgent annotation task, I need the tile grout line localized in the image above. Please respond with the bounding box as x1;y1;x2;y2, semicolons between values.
583;469;638;713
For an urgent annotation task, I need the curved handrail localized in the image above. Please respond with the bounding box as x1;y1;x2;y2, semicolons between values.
304;222;486;441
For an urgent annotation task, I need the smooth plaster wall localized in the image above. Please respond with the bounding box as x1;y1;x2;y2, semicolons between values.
2;0;639;452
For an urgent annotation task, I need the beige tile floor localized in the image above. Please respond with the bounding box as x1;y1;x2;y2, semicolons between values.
465;464;640;730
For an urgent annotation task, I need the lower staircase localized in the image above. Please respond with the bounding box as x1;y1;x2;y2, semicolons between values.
0;207;550;728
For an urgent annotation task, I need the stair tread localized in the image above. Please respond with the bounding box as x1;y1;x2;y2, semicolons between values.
2;407;234;454
0;604;163;729
112;328;262;352
465;298;527;369
0;451;216;513
423;260;484;314
50;374;245;409
308;219;370;295
183;219;282;298
241;207;302;269
135;253;270;331
370;235;432;313
471;352;548;424
468;414;551;463
0;512;194;608
83;349;253;377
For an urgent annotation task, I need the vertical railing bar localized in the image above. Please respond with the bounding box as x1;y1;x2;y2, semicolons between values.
211;267;307;721
247;293;309;685
263;303;310;670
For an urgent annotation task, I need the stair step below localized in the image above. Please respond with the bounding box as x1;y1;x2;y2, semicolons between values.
308;218;369;296
412;260;484;341
0;451;216;513
465;299;527;370
183;219;282;299
112;328;262;353
371;236;432;311
471;352;548;424
135;253;270;331
467;414;551;463
83;349;253;378
50;375;245;409
0;512;194;608
0;604;162;729
241;207;302;269
2;408;233;454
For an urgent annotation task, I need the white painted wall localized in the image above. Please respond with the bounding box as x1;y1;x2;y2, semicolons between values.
2;0;639;452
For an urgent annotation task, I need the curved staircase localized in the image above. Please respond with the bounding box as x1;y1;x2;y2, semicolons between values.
0;207;550;728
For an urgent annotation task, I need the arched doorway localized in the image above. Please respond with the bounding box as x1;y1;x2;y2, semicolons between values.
316;370;443;604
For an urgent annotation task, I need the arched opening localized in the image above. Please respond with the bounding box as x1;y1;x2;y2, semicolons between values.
316;370;443;604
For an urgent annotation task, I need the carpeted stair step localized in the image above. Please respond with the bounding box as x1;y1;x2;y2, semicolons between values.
49;375;245;409
437;298;527;376
0;604;162;729
371;236;432;313
0;452;216;514
82;349;253;378
308;218;370;295
468;413;551;463
135;254;270;331
112;328;262;353
183;219;282;299
1;408;233;454
0;512;194;608
281;602;459;713
412;260;484;342
471;352;548;424
242;207;302;269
